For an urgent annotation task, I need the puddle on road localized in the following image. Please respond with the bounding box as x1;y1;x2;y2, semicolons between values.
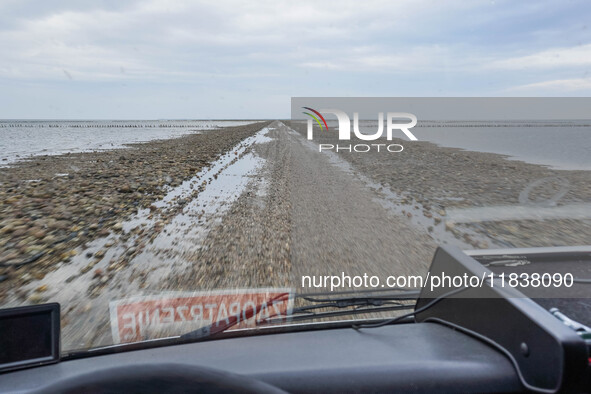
6;127;273;349
127;149;266;287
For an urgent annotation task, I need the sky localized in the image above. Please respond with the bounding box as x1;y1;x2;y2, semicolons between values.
0;0;590;119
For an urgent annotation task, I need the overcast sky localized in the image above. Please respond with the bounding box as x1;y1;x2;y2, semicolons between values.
0;0;590;119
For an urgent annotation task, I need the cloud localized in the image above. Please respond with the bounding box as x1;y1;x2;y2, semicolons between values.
489;44;591;69
1;0;591;117
508;78;591;92
0;0;479;81
298;45;467;72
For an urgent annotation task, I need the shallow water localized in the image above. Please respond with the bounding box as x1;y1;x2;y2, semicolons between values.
0;119;258;166
413;125;591;171
342;120;591;171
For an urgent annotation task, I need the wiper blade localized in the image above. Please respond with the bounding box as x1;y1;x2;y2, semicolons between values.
281;303;415;323
293;297;414;313
300;291;419;304
180;289;421;340
296;288;420;309
280;288;420;323
297;286;419;298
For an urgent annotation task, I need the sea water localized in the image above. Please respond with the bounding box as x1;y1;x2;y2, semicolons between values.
0;119;257;167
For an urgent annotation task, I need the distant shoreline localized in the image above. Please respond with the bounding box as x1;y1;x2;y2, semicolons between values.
0;120;260;167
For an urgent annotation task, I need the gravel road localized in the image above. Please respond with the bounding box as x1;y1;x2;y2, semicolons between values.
179;121;435;292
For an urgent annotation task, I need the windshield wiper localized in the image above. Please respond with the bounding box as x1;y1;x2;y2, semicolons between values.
266;288;421;323
298;288;420;304
180;289;422;340
295;289;419;311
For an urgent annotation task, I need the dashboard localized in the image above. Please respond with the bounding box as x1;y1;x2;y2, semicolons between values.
0;321;524;393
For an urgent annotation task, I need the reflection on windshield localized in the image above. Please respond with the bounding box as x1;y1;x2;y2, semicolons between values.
110;289;293;344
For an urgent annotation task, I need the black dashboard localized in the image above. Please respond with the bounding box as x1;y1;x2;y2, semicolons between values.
0;322;524;393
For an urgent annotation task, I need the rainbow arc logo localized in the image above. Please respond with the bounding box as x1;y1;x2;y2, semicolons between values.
302;107;328;131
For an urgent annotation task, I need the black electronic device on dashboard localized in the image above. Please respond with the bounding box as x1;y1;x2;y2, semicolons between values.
415;246;590;393
0;303;60;373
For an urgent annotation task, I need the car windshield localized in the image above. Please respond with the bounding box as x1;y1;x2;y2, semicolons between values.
1;1;590;354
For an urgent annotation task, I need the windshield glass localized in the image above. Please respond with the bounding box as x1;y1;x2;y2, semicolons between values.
1;1;590;353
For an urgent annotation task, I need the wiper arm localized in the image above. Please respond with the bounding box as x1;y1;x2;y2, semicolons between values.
278;289;420;322
299;290;420;305
297;286;419;298
180;289;421;339
296;289;420;310
281;304;415;323
294;298;414;314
